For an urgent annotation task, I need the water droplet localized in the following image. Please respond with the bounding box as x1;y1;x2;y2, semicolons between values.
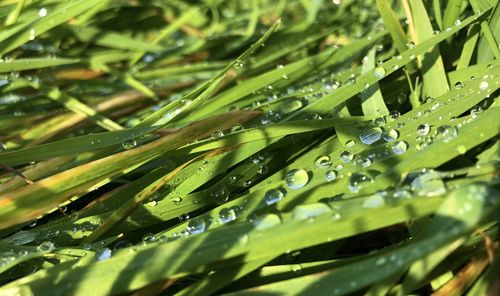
411;171;446;196
479;80;489;90
417;124;430;136
345;139;355;148
187;218;206;234
218;207;237;224
373;67;386;78
211;130;224;139
212;185;229;204
38;8;47;17
454;81;464;89
280;99;304;115
391;141;408;154
359;127;382;145
362;194;385;208
264;189;285;205
383;129;399;142
358;157;372;167
96;248;112;261
454;19;462;26
252;214;282;230
28;29;36;41
406;41;415;48
436;125;458;143
285;169;309;189
457;145;467;154
340;150;354;162
314;155;331;169
374;117;386;127
349;173;373;192
122;139;137;150
37;241;55;252
292;203;332;221
325;170;337;182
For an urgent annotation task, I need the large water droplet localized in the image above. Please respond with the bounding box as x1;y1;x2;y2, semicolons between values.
436;125;458;143
264;189;285;205
359;127;382;145
292;203;332;221
37;241;55;252
285;169;309;189
391;141;408;154
252;214;282;230
411;171;446;196
348;173;373;192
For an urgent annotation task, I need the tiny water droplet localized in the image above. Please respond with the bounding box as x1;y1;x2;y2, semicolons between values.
96;248;112;261
38;8;47;17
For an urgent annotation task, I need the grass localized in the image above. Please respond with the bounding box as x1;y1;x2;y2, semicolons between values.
0;0;498;295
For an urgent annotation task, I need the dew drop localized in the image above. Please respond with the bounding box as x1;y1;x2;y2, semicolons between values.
417;124;431;136
349;173;373;192
122;139;137;150
218;207;238;224
285;169;309;189
325;170;337;182
391;140;408;154
292;203;332;221
96;248;112;261
373;67;386;78
252;214;282;230
362;194;385;208
187;218;206;234
314;155;331;169
211;130;224;139
383;129;399;142
340;150;354;162
479;80;489;90
264;189;285;205
436;125;458;143
37;241;54;252
359;127;382;145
